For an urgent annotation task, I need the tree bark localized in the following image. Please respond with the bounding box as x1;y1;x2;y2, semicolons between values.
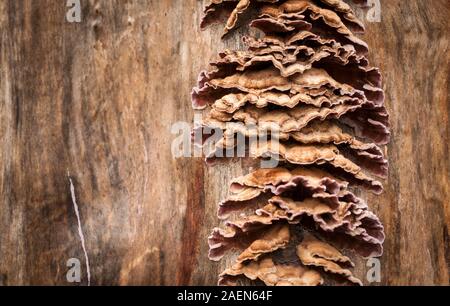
0;0;448;285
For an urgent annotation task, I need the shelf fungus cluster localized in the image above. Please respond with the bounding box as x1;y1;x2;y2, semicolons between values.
192;0;389;286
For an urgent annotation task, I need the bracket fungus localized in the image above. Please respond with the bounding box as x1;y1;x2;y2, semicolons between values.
193;0;389;286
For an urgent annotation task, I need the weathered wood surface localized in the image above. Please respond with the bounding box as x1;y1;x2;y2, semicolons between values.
0;0;448;286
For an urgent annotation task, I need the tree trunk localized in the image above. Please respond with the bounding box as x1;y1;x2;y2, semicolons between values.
0;0;448;285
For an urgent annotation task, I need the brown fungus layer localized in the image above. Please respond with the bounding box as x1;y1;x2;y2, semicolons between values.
192;67;389;144
209;191;384;261
219;256;324;286
196;120;388;178
201;0;367;36
218;226;365;286
296;232;363;285
196;0;389;286
253;0;368;54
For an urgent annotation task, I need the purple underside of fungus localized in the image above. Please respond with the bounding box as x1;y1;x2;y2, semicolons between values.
193;0;389;286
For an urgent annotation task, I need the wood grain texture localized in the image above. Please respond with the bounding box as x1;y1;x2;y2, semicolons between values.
0;0;448;286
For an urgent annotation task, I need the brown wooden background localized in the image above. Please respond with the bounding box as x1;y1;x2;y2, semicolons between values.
0;0;448;286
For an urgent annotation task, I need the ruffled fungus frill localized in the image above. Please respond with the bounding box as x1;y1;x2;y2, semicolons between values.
194;0;389;286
